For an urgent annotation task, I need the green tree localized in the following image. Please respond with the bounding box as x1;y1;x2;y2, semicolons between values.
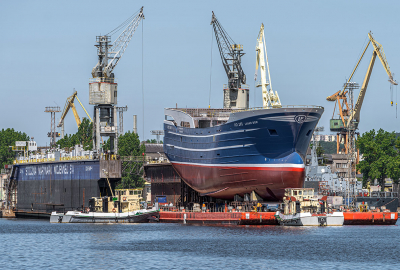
117;131;146;189
76;118;93;150
319;141;344;154
102;138;110;151
356;129;400;190
57;133;80;149
57;118;92;150
0;128;30;168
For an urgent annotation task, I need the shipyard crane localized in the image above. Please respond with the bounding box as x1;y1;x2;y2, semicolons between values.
255;23;281;108
89;7;144;155
58;91;92;139
211;12;249;109
91;7;145;79
327;32;397;154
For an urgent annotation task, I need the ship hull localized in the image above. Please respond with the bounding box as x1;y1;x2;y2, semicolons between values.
164;107;323;200
171;162;304;200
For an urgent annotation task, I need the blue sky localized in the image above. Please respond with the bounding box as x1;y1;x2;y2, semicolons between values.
1;0;399;146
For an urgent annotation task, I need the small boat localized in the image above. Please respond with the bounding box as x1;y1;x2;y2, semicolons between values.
275;188;344;226
50;191;159;223
50;208;159;223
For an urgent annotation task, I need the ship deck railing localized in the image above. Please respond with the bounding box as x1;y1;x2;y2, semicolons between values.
13;155;93;164
171;105;323;118
231;105;324;113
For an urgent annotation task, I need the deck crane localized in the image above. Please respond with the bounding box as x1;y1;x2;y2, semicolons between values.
89;7;144;155
211;11;249;109
255;23;281;108
57;91;93;139
327;32;397;154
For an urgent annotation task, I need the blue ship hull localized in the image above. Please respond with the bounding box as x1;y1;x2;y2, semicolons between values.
164;107;323;200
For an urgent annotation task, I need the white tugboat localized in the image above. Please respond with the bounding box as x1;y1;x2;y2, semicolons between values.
275;188;344;226
50;188;159;223
50;208;159;223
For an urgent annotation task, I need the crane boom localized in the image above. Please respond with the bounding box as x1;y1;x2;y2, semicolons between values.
211;12;246;87
327;32;397;129
58;91;93;138
336;40;371;98
91;7;144;78
347;32;397;127
255;23;281;108
327;32;397;155
347;51;376;127
58;91;79;128
369;32;397;85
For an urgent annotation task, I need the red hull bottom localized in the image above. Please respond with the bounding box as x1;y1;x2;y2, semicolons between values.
172;163;305;200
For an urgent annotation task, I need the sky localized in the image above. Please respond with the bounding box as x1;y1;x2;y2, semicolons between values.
1;0;400;146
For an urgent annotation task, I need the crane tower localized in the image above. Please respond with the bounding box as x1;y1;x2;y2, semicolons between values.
89;7;144;155
45;106;61;147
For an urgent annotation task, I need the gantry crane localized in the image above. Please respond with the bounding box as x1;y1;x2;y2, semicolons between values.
89;7;144;155
327;32;397;154
211;11;248;109
58;91;92;139
255;23;281;108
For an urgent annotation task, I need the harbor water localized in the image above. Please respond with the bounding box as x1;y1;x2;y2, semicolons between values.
0;218;399;269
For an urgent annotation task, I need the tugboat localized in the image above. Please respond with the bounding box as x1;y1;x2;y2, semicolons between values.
51;208;159;223
50;188;159;223
275;188;344;226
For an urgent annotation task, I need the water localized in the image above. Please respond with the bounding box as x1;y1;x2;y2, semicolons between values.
0;218;399;269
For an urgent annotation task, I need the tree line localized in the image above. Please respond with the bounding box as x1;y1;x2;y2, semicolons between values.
0;128;30;169
357;129;400;189
0;122;147;189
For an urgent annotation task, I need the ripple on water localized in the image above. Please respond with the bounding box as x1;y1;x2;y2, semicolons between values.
0;219;399;269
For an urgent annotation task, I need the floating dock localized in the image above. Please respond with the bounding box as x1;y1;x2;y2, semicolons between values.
343;211;398;225
159;211;398;225
160;211;278;225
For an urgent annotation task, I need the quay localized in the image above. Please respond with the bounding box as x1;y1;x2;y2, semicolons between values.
0;209;16;218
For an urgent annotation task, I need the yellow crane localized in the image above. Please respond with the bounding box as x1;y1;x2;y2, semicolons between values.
57;91;93;138
327;32;397;154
